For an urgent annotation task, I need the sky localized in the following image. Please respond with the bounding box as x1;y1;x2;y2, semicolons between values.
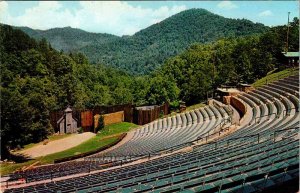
0;1;298;36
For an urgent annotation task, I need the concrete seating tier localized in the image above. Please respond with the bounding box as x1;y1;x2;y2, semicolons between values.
95;105;230;157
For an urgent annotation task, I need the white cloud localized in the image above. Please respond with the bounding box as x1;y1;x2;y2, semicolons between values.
217;1;238;10
1;1;187;36
0;1;9;21
258;10;273;17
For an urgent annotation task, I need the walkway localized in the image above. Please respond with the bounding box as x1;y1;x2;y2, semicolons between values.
17;132;95;158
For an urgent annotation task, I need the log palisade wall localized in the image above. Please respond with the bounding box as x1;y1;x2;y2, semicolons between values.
94;111;124;130
50;103;170;132
50;104;133;133
133;103;169;125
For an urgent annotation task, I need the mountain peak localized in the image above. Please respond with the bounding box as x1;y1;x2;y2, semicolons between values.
17;9;268;74
177;8;213;14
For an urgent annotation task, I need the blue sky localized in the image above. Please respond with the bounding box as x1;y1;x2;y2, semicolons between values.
0;1;298;36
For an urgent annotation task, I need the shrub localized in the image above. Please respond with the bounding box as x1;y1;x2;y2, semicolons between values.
97;115;105;133
170;100;180;111
159;110;164;118
77;127;84;134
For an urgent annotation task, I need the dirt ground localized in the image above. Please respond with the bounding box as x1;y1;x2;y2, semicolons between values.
17;132;96;158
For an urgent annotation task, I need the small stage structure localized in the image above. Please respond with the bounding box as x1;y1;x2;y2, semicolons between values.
281;52;299;67
57;107;78;134
216;84;254;105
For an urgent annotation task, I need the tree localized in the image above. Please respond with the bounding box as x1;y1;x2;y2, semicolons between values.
146;75;179;105
112;87;133;105
97;115;105;133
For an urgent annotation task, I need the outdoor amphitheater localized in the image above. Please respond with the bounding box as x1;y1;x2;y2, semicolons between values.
2;72;298;193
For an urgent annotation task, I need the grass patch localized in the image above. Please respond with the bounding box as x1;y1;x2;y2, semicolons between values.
252;68;298;88
37;136;119;164
163;111;178;118
1;122;138;176
0;160;37;176
97;122;138;137
186;103;206;111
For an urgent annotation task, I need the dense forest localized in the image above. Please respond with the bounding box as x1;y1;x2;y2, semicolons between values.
1;15;298;160
16;9;268;74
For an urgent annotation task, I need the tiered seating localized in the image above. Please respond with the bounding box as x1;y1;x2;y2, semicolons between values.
222;78;298;142
4;74;299;192
4;130;298;193
8;161;107;183
91;105;231;157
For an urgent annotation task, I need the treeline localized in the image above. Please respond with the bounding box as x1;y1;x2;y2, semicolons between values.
1;17;298;159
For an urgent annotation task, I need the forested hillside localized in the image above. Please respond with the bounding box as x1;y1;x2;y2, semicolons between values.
17;9;268;74
156;17;299;104
16;26;120;52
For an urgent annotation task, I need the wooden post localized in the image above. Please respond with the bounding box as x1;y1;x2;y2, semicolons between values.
206;92;209;104
286;12;290;52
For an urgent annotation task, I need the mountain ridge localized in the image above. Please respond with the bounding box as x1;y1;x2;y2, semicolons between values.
14;25;121;52
12;8;269;74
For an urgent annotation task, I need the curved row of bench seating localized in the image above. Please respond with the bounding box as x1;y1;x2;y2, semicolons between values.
9;161;103;182
93;105;231;157
4;74;299;192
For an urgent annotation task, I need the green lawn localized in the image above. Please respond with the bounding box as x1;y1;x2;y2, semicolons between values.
186;103;206;111
97;122;139;137
1;122;138;176
252;68;298;88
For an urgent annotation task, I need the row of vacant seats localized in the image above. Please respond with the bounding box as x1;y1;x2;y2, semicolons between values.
8;160;109;182
5;74;299;192
92;105;231;157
